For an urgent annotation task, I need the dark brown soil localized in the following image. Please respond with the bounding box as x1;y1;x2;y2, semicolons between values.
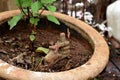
0;19;93;77
0;20;120;80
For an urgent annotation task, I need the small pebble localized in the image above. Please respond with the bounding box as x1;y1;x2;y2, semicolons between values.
17;37;22;40
0;49;7;54
108;71;111;73
5;38;15;43
10;49;15;52
25;59;32;64
113;74;116;77
25;45;29;49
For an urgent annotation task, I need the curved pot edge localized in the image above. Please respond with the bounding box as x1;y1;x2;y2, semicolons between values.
0;10;109;80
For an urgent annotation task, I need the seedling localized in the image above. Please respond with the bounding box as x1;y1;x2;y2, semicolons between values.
8;0;60;42
7;0;70;67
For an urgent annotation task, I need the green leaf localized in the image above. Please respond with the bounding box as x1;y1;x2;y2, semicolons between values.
36;47;49;54
16;0;31;7
8;14;23;30
41;0;56;4
32;30;36;35
29;34;35;41
31;1;42;14
46;5;56;12
30;17;40;26
35;58;44;63
23;9;28;13
47;15;60;25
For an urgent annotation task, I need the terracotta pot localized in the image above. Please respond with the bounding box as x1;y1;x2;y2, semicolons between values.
0;10;109;80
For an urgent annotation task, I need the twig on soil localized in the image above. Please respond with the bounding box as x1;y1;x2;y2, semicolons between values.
67;28;71;38
10;52;27;62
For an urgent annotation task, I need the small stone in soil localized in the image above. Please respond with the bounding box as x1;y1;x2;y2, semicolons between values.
0;49;7;54
5;37;15;43
25;45;29;49
16;36;22;40
25;59;32;64
10;48;15;52
11;42;22;48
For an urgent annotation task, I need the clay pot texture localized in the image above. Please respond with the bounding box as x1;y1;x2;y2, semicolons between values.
0;10;109;80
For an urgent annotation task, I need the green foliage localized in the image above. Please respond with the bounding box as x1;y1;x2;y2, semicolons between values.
31;1;42;15
16;0;32;7
30;18;40;26
8;14;23;30
7;0;61;66
41;0;56;4
46;5;56;12
36;47;49;54
31;30;37;35
8;0;60;42
8;0;60;29
29;30;36;42
47;15;60;25
29;34;35;42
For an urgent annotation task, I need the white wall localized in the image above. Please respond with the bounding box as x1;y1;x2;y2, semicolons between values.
107;0;120;42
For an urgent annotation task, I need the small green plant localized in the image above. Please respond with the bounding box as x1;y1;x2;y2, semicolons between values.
8;0;60;42
7;0;70;67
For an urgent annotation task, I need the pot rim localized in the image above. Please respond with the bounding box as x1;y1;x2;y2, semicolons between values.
0;10;109;80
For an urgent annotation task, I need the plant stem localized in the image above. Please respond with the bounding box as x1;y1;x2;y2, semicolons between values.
27;7;30;19
18;0;28;17
39;9;45;17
